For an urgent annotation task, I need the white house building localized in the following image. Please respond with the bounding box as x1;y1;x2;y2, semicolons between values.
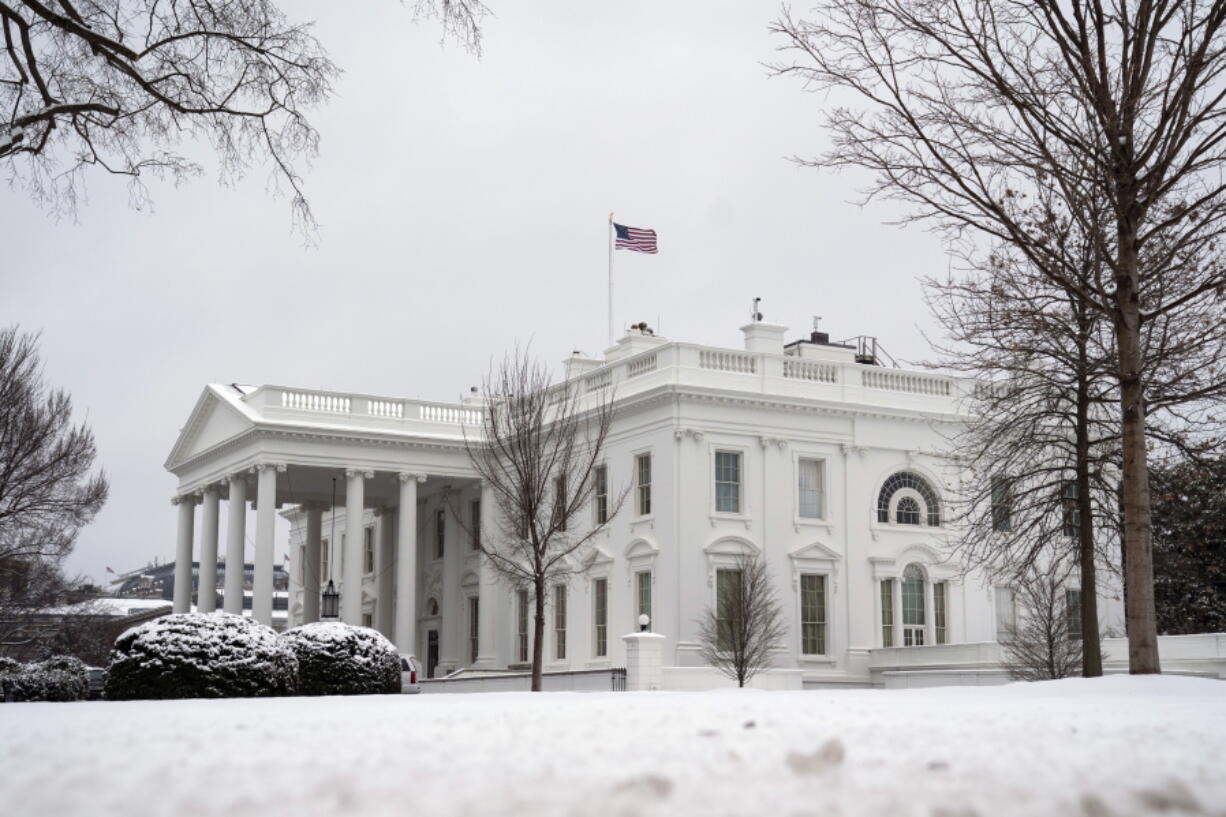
164;320;1129;687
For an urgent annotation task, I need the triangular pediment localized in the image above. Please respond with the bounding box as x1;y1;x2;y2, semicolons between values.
788;541;842;563
164;386;256;471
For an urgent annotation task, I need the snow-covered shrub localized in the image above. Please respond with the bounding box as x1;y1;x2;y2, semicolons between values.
0;656;20;677
280;622;401;696
3;656;88;702
104;612;298;700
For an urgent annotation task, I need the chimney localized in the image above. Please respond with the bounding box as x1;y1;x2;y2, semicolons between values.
740;322;788;355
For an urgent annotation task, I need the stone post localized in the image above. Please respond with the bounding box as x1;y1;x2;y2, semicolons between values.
622;632;666;691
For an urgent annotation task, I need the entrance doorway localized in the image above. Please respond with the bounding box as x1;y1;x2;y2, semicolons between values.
426;629;439;679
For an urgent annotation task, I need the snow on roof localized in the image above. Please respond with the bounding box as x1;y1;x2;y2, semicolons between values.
42;598;173;618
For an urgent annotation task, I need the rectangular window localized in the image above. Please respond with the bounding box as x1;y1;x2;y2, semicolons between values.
594;465;609;525
798;459;824;519
1062;482;1080;538
1066;589;1083;640
715;568;742;651
593;577;608;657
934;582;947;644
991;476;1012;532
881;579;894;647
470;500;481;551
517;589;529;663
363;526;375;574
636;571;652;630
552;476;568;531
800;574;827;655
468;596;480;663
361;612;372;628
636;454;652;516
298;544;306;584
435;509;445;559
321;538;329;580
995;586;1016;641
715;451;742;513
554;584;567;660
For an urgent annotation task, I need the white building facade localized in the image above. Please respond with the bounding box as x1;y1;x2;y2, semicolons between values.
164;321;1125;687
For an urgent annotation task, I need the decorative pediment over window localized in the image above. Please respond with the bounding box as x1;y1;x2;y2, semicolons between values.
869;543;958;581
624;537;659;581
460;570;479;589
582;544;615;570
702;536;759;586
787;540;841;590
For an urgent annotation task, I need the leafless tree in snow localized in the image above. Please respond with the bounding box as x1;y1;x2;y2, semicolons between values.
697;552;786;688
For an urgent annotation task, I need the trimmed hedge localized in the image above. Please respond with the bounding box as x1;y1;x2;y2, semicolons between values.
0;655;88;702
104;612;297;700
280;622;401;696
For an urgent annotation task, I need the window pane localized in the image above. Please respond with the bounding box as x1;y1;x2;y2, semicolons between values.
517;589;529;663
636;571;652;628
469;597;480;663
595;466;608;525
1066;589;1083;640
716;569;742;651
799;459;823;518
715;452;741;513
800;574;826;655
902;565;925;626
594;578;608;657
995;587;1016;641
934;582;947;644
881;579;894;647
471;500;481;550
554;584;567;660
636;455;651;516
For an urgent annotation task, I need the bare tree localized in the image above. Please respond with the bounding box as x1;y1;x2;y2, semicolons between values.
1001;559;1085;682
0;326;107;649
458;350;626;691
772;1;1226;673
697;552;786;688
1;0;486;232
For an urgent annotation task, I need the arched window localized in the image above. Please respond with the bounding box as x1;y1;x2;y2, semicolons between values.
901;563;926;646
896;496;921;525
877;471;941;526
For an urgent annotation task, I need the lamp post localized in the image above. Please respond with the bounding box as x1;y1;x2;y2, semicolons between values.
321;476;340;619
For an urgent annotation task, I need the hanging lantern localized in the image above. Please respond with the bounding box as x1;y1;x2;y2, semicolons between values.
321;579;340;619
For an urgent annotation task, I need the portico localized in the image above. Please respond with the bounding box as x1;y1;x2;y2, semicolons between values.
164;384;497;657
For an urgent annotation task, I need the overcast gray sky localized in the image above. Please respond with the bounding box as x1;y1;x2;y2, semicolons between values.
2;1;950;584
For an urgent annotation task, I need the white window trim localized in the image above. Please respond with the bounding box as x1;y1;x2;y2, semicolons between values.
589;574;611;665
707;443;751;523
792;451;833;529
592;461;610;527
788;542;840;664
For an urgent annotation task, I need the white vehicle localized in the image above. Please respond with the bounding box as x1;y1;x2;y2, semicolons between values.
400;655;422;694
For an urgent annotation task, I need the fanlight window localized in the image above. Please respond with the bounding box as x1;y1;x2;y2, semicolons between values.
877;471;941;526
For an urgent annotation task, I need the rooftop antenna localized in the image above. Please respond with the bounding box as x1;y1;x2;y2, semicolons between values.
751;297;763;322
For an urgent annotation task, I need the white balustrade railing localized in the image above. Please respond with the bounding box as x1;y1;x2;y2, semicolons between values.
699;350;757;374
783;358;838;384
585;368;613;392
861;369;951;396
281;390;351;413
368;399;404;418
626;353;657;379
419;403;484;425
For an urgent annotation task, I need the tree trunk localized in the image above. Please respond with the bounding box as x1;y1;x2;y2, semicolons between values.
1074;314;1103;677
531;575;546;692
1114;215;1161;674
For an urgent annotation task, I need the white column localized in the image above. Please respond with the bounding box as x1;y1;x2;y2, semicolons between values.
342;469;371;625
475;482;498;667
253;463;280;626
224;474;248;614
172;496;196;614
395;473;424;654
198;485;221;613
302;504;323;624
376;506;395;636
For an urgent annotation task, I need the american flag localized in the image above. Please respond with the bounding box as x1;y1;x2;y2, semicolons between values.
613;222;658;254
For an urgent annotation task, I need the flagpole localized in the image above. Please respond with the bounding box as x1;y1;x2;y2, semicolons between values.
607;212;615;348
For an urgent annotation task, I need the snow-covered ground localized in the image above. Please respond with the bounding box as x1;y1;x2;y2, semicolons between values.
2;675;1223;817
